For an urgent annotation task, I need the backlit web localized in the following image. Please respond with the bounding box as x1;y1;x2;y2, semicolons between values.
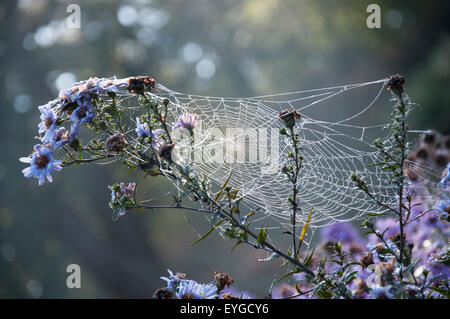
124;78;442;236
84;77;445;250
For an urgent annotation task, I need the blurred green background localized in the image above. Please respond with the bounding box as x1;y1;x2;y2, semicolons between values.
1;0;449;298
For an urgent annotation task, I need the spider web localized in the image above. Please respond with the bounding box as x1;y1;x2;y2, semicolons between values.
136;78;411;232
85;77;444;249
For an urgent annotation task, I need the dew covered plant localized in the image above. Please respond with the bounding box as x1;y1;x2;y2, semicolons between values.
19;75;449;299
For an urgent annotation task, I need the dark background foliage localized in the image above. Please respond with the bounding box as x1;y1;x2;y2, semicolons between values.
0;0;448;298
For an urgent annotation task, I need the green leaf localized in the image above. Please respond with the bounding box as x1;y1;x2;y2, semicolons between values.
230;240;243;252
304;248;315;267
277;271;296;282
257;226;267;245
188;220;225;247
214;170;233;201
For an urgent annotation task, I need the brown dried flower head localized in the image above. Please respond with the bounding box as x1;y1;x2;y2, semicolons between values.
214;271;234;291
221;293;239;299
360;251;374;269
105;133;128;153
152;288;174;299
386;74;406;96
127;76;156;95
278;109;300;128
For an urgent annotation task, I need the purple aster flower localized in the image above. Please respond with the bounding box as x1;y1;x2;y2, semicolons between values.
51;127;76;149
59;77;128;102
38;103;58;144
135;117;164;146
173;113;198;130
175;280;218;299
135;117;151;137
120;182;136;196
19;144;62;185
108;182;136;219
59;77;129;103
433;199;450;223
160;269;187;289
70;100;94;125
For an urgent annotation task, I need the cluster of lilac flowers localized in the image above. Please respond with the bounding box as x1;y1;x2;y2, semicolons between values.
108;182;136;219
135;117;164;148
19;77;132;185
272;165;449;299
159;269;218;299
155;269;253;299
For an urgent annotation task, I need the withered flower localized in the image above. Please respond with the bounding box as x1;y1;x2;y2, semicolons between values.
221;293;239;299
152;288;174;299
127;76;156;95
360;251;374;269
386;74;405;96
278;109;300;128
105;133;128;153
214;272;234;291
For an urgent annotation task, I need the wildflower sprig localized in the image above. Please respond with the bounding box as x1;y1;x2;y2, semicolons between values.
312;242;357;299
279;109;308;269
19;75;315;278
350;74;422;291
19;74;448;299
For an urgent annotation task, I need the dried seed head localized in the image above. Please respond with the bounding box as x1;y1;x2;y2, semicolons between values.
221;293;239;299
278;109;300;128
105;133;128;153
175;272;187;280
214;272;234;291
354;279;368;296
389;232;406;247
386;74;406;96
152;288;174;299
360;252;374;269
127;76;156;95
